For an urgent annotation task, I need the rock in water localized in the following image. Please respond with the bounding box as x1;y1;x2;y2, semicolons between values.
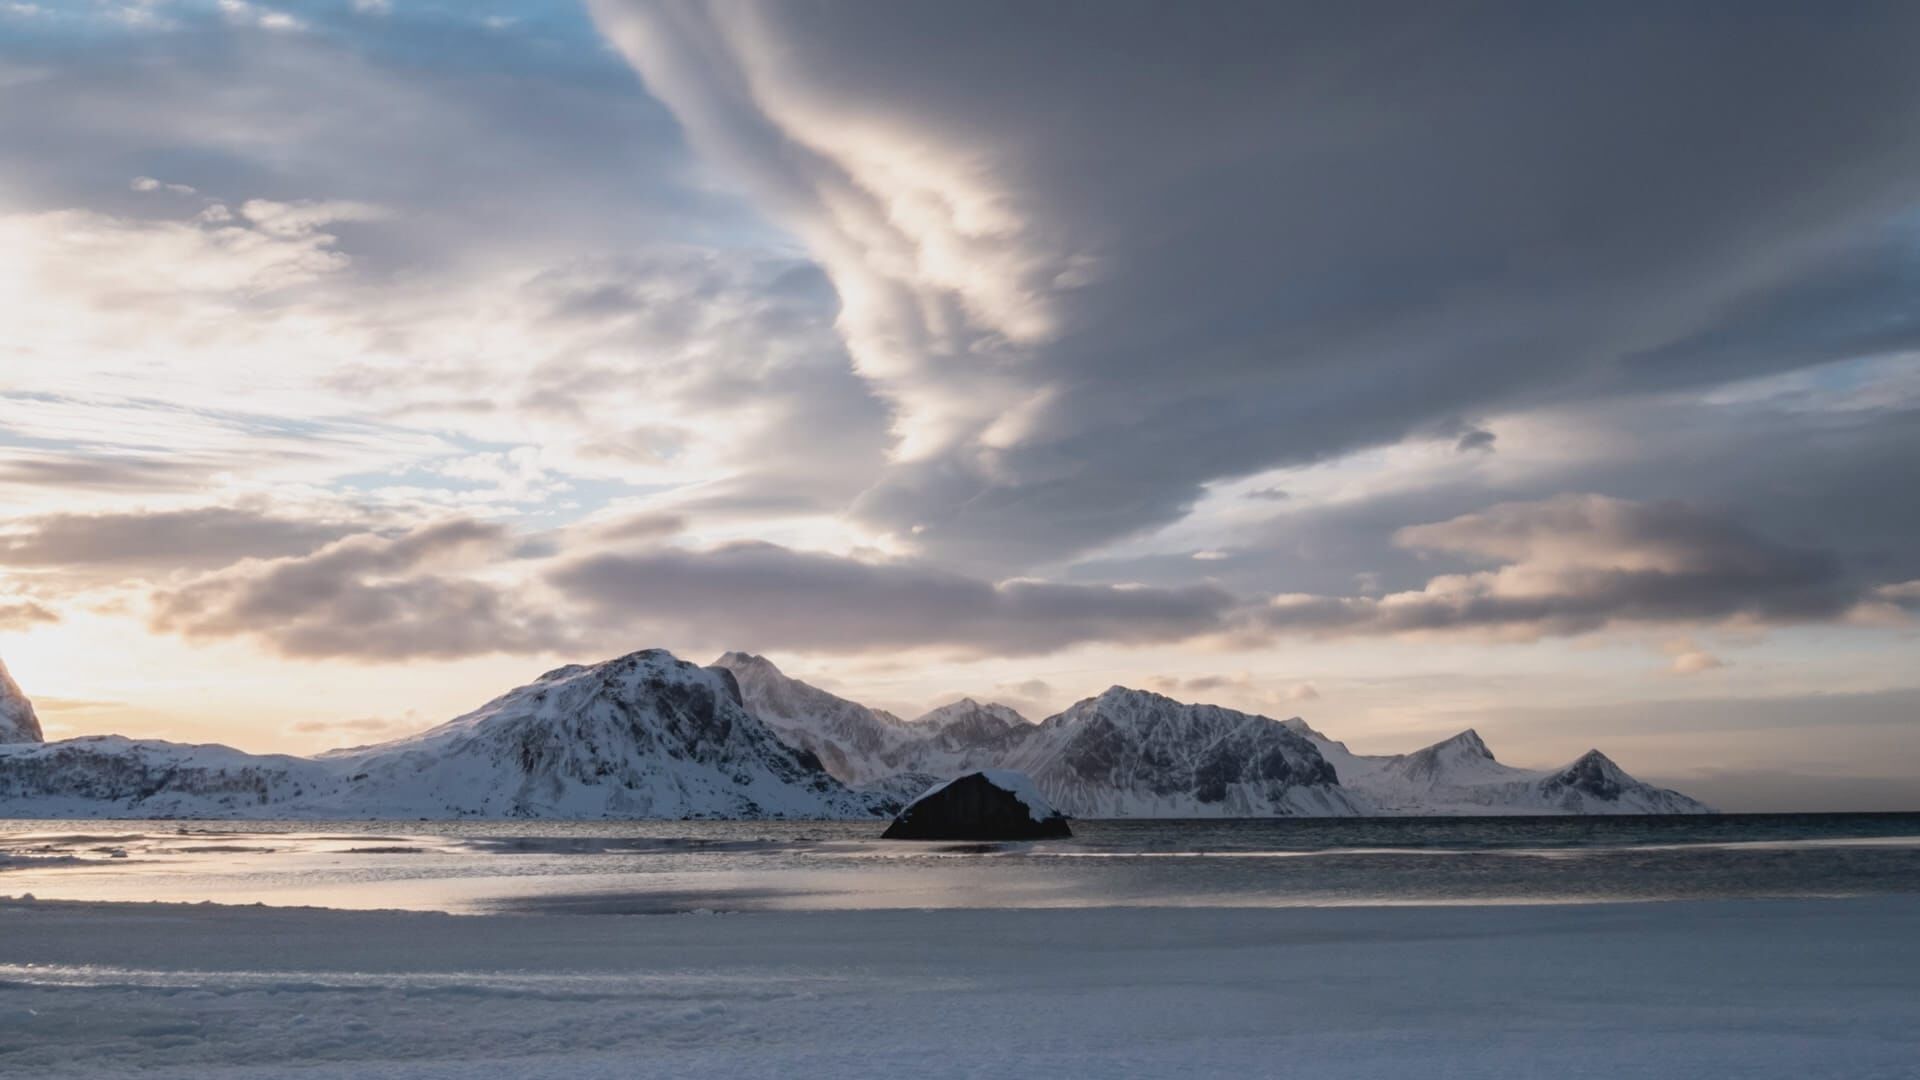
882;769;1071;840
0;656;42;744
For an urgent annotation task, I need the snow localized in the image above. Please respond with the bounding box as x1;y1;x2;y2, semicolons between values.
1286;722;1714;815
0;655;42;744
0;894;1913;1078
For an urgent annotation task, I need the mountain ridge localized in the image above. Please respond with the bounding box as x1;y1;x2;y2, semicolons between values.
0;647;1712;818
726;657;1712;817
0;649;877;819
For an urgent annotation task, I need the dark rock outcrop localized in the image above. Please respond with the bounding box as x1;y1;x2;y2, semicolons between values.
882;769;1071;840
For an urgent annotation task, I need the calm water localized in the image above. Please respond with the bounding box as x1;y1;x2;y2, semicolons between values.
3;813;1917;914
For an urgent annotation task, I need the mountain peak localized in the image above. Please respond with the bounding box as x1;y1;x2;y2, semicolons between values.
1279;716;1330;740
0;655;43;744
713;650;782;675
1436;728;1493;760
1095;685;1176;707
1561;748;1625;780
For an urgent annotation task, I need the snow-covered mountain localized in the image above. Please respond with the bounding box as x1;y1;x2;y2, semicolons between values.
1002;688;1364;817
1281;720;1712;815
0;647;1711;819
712;656;1360;817
718;656;1708;816
0;655;42;744
0;650;877;819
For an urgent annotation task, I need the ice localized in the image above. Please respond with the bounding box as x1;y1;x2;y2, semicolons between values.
0;895;1915;1078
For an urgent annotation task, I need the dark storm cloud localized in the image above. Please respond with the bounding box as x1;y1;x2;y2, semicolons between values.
1256;496;1866;640
150;520;568;660
549;541;1237;656
595;1;1920;571
0;507;354;569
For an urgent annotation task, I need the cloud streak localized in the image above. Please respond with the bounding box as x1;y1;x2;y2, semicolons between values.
551;541;1237;656
1258;496;1865;640
149;520;568;660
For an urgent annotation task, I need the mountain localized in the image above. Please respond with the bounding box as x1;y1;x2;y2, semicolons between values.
711;654;1021;784
1281;720;1713;815
0;650;878;820
1001;688;1364;817
724;656;1708;817
0;735;330;818
711;651;914;785
0;655;42;744
0;647;1712;819
713;657;1361;816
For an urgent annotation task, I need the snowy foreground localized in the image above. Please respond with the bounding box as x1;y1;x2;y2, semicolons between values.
2;896;1915;1079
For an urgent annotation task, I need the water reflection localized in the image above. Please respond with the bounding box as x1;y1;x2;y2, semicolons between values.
2;814;1916;914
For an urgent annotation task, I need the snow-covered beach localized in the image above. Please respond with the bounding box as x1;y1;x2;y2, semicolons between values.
2;895;1916;1079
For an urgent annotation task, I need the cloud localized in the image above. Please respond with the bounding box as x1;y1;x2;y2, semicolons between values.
1877;580;1920;607
216;0;305;32
1256;495;1873;640
130;175;196;195
0;506;355;570
0;453;210;492
1287;682;1321;702
0;601;57;630
1454;428;1497;454
150;520;567;660
594;2;1920;571
1662;639;1728;676
550;540;1237;656
291;715;409;736
1668;650;1726;676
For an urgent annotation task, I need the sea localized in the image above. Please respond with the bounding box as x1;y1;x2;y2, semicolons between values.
3;813;1917;915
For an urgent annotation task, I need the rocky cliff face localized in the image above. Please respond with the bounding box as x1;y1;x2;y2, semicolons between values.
1001;688;1363;817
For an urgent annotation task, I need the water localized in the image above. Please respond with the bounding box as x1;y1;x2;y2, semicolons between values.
3;813;1917;914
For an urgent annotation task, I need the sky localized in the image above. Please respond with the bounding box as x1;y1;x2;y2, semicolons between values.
1;1;1917;811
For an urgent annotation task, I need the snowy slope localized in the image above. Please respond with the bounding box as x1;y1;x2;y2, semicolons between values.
0;650;879;820
0;655;42;744
1281;720;1713;815
0;735;331;817
711;652;917;785
1003;688;1364;817
711;654;1021;784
